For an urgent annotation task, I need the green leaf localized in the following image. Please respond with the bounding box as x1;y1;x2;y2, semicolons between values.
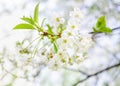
93;16;112;34
100;27;112;33
53;42;58;53
13;23;35;30
96;16;106;28
47;24;54;34
21;16;34;24
34;3;39;23
93;27;98;32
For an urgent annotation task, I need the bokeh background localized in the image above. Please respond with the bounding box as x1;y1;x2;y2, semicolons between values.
0;0;120;86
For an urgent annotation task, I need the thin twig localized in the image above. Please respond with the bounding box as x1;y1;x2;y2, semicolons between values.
73;62;120;86
64;68;88;76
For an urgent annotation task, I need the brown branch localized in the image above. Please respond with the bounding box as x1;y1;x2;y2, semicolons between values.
73;62;120;86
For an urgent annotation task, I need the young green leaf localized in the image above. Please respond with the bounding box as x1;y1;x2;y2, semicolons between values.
13;23;35;30
21;16;34;24
53;41;58;53
100;27;112;33
34;3;39;23
93;27;98;32
47;24;54;34
96;16;106;28
93;16;112;33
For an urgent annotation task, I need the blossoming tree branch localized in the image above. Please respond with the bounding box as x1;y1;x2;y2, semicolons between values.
13;3;114;70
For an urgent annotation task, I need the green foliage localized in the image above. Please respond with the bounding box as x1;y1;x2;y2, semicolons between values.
21;16;34;24
13;23;35;30
13;3;63;54
93;16;112;33
96;16;106;28
13;3;40;30
34;3;39;23
53;41;58;53
47;24;54;35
